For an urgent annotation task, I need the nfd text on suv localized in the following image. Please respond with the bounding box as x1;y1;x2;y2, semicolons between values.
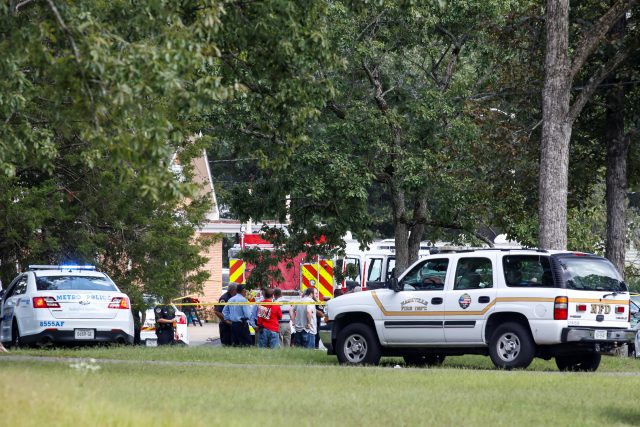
321;250;635;371
0;265;134;347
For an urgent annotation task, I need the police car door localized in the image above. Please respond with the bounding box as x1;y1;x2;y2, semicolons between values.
444;255;497;343
0;274;28;341
377;258;449;344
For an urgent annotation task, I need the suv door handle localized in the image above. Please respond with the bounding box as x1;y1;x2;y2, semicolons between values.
431;297;443;305
478;296;490;304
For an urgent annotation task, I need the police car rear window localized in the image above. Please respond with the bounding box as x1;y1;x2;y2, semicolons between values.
36;275;118;292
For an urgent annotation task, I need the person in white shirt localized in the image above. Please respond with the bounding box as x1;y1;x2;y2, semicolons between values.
291;287;316;348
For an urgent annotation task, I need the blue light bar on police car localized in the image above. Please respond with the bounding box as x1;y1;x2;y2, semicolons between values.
28;264;97;271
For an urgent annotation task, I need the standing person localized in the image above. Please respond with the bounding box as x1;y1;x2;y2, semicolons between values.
273;288;292;347
214;284;236;346
154;301;178;346
291;287;316;349
256;288;282;348
222;285;253;346
313;287;325;349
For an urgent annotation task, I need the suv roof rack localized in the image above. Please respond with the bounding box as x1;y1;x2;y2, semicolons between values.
429;247;548;254
28;265;97;271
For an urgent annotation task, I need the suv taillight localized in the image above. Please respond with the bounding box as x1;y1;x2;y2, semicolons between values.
176;314;187;325
554;296;568;320
108;297;130;309
33;296;60;308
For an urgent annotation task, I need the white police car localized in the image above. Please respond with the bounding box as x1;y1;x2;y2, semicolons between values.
0;265;134;347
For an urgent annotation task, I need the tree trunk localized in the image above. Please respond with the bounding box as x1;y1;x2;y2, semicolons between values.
390;183;409;277
407;195;427;267
539;0;572;250
604;79;627;277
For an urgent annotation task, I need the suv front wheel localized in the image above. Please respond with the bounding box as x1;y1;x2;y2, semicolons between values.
488;322;535;370
336;323;381;366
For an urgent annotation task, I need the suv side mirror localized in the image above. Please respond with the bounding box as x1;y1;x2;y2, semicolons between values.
389;277;400;292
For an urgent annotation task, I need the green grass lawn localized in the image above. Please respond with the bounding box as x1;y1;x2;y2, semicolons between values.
2;348;640;427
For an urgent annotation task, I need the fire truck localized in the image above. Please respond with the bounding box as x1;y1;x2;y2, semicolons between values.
227;233;437;297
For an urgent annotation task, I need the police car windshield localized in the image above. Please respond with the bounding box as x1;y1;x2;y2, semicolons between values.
36;275;118;292
560;258;626;292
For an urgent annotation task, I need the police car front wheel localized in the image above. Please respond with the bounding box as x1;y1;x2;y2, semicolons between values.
10;320;22;349
336;323;381;366
488;322;535;370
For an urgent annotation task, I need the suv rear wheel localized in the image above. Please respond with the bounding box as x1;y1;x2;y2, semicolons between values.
336;323;381;366
403;354;446;367
488;322;535;369
555;353;601;372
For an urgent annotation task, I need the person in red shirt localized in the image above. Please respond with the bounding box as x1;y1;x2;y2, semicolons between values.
256;288;282;348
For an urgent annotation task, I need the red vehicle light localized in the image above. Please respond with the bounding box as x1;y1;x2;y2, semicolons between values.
576;304;587;312
176;314;187;324
108;297;130;309
32;296;60;308
554;296;569;320
616;306;625;314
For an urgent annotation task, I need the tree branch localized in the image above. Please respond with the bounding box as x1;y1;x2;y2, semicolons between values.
14;0;38;12
356;11;385;41
46;0;81;65
325;100;346;120
362;60;389;113
239;127;285;145
570;0;637;79
569;37;639;121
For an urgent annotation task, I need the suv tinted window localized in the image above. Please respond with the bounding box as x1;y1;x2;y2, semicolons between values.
503;255;554;288
454;257;493;290
559;257;626;292
36;275;118;291
400;259;448;291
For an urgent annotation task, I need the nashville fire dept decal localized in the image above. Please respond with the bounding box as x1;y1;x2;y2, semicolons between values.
400;298;429;312
458;293;472;309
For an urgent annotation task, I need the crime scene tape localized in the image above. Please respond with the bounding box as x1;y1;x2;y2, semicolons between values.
169;301;325;306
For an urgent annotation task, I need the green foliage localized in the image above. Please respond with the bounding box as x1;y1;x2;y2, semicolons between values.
0;1;230;302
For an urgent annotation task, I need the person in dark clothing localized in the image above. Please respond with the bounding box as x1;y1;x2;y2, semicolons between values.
313;287;325;349
214;284;237;346
154;303;178;345
222;285;254;346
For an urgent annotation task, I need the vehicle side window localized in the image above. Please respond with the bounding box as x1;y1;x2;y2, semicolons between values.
454;258;493;290
344;257;361;281
399;259;448;291
387;258;396;280
5;275;27;299
503;255;554;288
367;258;383;282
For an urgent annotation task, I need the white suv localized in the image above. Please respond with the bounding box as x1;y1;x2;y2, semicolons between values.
0;265;134;347
321;250;634;371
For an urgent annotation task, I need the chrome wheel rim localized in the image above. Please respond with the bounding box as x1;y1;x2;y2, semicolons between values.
344;333;368;363
496;332;521;362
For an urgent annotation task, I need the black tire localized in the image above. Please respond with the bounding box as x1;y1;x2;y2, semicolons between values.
10;320;22;349
555;353;601;372
488;322;535;370
403;354;446;367
336;322;381;366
